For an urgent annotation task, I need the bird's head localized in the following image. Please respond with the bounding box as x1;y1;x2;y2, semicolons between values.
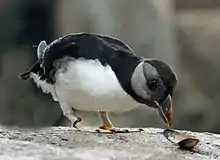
131;59;177;127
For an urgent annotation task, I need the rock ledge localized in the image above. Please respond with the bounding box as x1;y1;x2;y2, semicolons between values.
0;126;219;160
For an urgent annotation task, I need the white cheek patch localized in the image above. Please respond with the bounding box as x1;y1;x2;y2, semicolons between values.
131;62;150;99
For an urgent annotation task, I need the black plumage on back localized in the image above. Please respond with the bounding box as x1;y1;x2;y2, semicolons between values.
22;33;141;83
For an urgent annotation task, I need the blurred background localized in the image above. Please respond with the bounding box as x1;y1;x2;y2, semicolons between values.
0;0;220;133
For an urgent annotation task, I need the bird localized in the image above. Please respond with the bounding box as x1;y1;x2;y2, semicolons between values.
18;32;177;133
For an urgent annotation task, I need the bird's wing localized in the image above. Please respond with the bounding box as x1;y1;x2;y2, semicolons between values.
37;40;47;60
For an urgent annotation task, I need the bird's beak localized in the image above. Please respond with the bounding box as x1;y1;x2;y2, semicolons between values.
155;94;173;128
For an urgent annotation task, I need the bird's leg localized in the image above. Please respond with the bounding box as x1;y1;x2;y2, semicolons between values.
60;102;100;132
60;102;80;126
97;111;144;133
60;102;143;133
58;103;113;132
98;111;114;130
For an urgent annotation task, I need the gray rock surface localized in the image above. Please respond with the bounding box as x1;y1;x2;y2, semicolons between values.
0;126;219;160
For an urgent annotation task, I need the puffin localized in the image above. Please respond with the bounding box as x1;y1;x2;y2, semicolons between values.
18;32;177;133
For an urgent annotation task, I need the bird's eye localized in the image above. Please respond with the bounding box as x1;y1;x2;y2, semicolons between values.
147;79;158;90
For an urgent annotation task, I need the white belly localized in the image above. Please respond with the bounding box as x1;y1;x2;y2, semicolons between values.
33;59;140;112
54;88;139;112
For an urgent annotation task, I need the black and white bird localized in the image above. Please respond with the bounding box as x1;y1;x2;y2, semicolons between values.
19;33;177;133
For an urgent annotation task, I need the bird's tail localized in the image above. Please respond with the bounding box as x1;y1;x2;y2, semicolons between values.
18;60;42;81
19;41;47;81
18;71;31;81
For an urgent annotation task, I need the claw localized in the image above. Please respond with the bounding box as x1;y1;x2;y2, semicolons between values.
98;127;143;133
72;117;82;128
110;129;117;133
95;129;101;133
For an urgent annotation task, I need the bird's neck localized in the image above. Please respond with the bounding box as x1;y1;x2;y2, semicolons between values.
104;52;146;103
